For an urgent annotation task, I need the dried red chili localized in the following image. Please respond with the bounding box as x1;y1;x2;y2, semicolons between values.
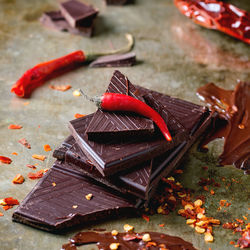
80;91;172;142
74;113;85;119
11;34;134;98
1;197;19;206
27;170;44;179
12;174;25;184
32;154;46;161
174;0;250;44
49;84;72;91
43;144;51;152
0;156;12;164
8;124;22;129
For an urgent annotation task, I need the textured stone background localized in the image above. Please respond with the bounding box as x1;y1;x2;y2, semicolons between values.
0;0;249;249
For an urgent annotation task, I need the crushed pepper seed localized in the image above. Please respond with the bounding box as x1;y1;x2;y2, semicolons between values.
52;182;56;187
109;243;120;250
72;205;78;209
73;90;81;97
111;230;118;236
142;233;151;242
85;193;93;200
123;224;134;232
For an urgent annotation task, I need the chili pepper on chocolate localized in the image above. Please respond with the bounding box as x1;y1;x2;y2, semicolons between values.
79;90;172;142
174;0;250;44
11;34;134;98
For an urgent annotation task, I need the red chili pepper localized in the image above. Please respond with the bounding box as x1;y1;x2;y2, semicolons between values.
80;91;172;142
0;156;12;164
11;34;134;98
11;51;85;98
174;0;250;44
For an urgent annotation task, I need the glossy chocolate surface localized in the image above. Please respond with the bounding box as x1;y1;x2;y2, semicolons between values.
40;11;93;37
197;81;250;173
12;161;138;232
62;231;197;249
89;52;136;68
86;70;154;141
60;0;98;28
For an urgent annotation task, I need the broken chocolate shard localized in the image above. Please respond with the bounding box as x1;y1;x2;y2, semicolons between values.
40;11;93;37
89;52;136;68
105;0;131;5
12;161;139;232
60;0;98;28
69;109;186;176
62;231;197;250
86;70;155;141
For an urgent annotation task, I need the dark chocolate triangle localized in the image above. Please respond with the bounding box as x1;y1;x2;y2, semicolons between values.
12;161;138;232
86;70;155;141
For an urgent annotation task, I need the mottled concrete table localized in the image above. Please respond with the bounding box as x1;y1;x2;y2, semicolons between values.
0;0;249;249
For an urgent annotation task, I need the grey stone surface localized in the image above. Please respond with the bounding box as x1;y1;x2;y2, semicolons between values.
0;0;249;249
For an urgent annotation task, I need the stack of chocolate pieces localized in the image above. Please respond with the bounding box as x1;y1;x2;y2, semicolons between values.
40;0;98;37
13;70;215;232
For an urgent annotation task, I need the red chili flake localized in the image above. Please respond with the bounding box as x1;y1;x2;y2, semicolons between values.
28;170;44;179
11;152;18;156
0;212;3;216
146;242;157;247
12;174;25;184
210;190;215;195
202;166;208;170
8;124;22;129
18;138;31;149
226;202;231;207
3;205;13;211
243;216;248;221
203;186;209;191
174;169;183;174
43;144;51;152
32;154;46;161
26;164;37;169
123;234;137;241
230;241;235;245
74;113;85;119
0;156;12;164
238;231;250;248
49;84;72;91
142;214;150;222
159;224;165;227
2;197;19;205
236;219;244;224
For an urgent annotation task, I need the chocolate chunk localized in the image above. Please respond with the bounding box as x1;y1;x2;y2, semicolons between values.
86;71;155;141
60;0;98;28
12;161;139;232
89;52;136;68
105;0;131;5
40;11;93;37
69;109;187;176
62;231;197;250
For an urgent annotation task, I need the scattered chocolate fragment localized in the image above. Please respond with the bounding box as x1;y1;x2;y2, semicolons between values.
89;52;136;68
105;0;131;5
60;0;98;28
62;231;197;249
197;81;250;173
40;11;93;37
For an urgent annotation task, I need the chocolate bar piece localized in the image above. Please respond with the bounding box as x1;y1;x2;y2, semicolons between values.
12;161;139;232
55;107;213;200
105;0;131;5
40;11;93;37
86;71;155;141
60;0;98;28
89;52;136;68
69;105;188;176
